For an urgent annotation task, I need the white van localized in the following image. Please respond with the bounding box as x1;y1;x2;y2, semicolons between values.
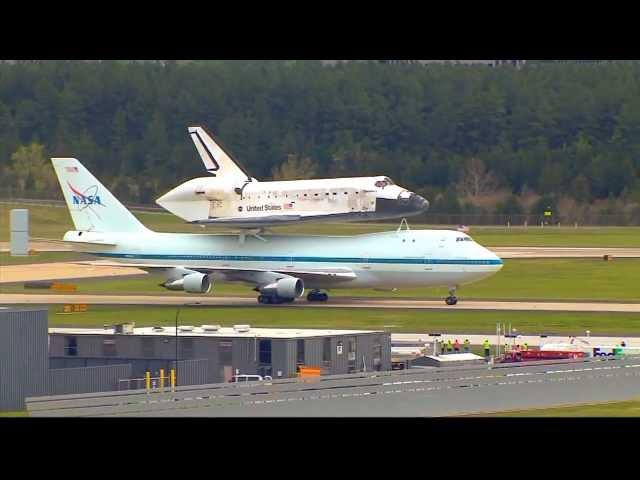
229;374;273;383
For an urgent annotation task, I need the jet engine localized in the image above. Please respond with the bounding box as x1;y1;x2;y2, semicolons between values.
260;277;304;299
163;272;212;294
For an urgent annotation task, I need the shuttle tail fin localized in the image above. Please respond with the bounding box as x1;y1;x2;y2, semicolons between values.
188;126;253;182
51;158;149;233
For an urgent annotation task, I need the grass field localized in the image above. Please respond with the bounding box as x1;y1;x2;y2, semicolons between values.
4;257;639;302
36;304;640;336
487;398;640;417
2;202;640;247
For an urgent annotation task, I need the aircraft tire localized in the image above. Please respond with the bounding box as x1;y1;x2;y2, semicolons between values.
445;296;458;306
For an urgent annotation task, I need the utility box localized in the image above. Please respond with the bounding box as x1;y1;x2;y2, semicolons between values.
10;209;29;256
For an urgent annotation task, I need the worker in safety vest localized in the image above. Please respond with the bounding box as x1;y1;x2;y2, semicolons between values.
523;342;529;351
454;339;460;353
463;339;470;353
447;339;453;353
483;339;491;357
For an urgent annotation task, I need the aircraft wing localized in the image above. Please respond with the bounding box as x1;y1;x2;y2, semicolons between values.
75;261;357;284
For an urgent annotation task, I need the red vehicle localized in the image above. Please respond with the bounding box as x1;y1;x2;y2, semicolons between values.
500;350;586;363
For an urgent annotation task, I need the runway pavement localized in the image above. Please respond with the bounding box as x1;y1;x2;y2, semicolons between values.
26;357;640;417
3;292;640;313
0;262;145;283
0;241;71;252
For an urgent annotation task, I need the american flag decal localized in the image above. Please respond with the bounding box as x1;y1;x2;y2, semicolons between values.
65;166;78;173
283;202;295;209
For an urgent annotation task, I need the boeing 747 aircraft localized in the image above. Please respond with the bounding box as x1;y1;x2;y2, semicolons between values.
51;158;502;305
155;127;429;228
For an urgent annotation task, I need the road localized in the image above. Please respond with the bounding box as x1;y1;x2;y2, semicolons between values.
3;293;640;313
26;357;640;417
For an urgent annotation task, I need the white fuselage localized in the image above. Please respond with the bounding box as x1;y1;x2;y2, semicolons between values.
65;228;503;290
156;176;429;227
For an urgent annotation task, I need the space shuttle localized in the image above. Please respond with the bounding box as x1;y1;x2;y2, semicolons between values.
155;127;429;228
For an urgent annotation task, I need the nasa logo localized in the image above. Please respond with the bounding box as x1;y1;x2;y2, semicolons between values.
67;183;104;207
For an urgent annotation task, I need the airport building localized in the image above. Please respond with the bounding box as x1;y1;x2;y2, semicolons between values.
48;325;391;383
0;307;391;410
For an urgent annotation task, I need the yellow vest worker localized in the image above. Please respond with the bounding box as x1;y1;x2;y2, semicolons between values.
523;343;528;351
483;340;491;357
464;339;470;352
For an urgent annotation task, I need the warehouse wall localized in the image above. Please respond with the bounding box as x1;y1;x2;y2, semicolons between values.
304;338;323;367
0;309;49;410
171;359;209;386
46;364;132;396
232;338;258;375
272;339;296;378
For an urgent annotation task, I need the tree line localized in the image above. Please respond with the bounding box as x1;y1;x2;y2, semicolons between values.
1;60;640;217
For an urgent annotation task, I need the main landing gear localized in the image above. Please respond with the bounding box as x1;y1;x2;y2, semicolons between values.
257;295;295;305
445;286;458;306
307;289;329;302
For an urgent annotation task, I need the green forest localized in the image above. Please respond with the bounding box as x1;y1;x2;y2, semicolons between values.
1;60;640;220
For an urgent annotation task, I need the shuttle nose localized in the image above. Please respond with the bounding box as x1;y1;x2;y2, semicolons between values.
411;194;429;212
376;192;429;216
402;193;429;215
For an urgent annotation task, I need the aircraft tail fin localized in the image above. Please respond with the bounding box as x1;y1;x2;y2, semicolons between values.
188;126;253;182
51;158;149;233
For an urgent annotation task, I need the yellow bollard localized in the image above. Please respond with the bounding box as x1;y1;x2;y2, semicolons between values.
170;369;176;392
160;369;165;391
145;371;151;392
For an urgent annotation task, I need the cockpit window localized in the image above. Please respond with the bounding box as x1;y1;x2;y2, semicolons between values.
374;177;395;188
456;237;473;242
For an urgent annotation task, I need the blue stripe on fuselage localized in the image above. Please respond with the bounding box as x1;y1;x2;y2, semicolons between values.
93;252;503;265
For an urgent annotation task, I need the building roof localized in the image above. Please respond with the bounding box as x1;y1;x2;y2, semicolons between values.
49;325;382;339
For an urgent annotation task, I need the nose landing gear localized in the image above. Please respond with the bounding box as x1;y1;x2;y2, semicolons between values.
307;289;329;302
445;286;458;306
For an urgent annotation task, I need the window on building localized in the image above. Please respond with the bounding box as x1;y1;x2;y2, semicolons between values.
64;336;78;356
103;337;116;356
323;337;331;365
297;339;305;365
259;339;272;364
